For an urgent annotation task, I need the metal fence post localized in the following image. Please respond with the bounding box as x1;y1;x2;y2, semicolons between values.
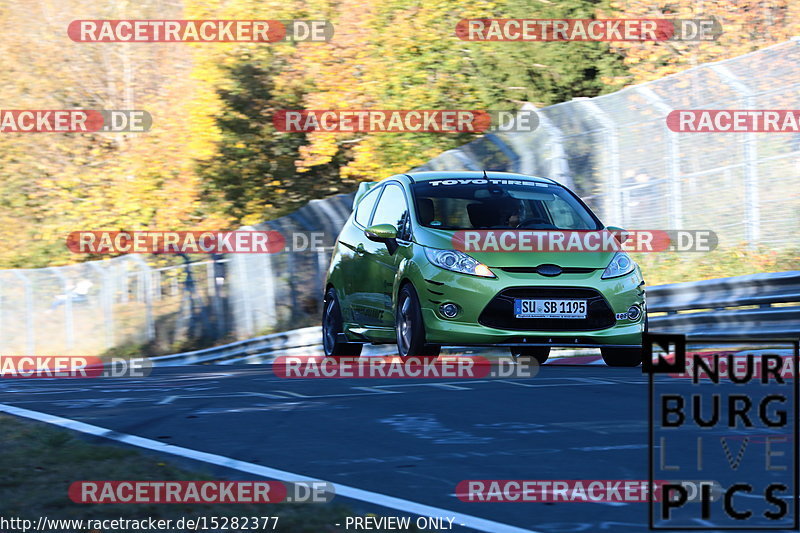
503;132;535;175
118;261;129;304
541;114;573;190
637;85;683;228
231;248;254;338
153;269;162;301
210;256;226;338
206;261;215;296
129;255;154;341
712;64;760;246
12;271;35;354
576;98;623;225
262;252;277;328
47;267;74;350
88;262;114;349
503;133;537;176
238;226;261;336
287;251;298;323
136;267;145;303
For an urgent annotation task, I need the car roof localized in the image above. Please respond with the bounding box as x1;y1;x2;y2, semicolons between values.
402;171;556;184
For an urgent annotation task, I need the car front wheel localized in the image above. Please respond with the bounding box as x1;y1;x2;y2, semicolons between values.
600;346;643;367
396;284;440;358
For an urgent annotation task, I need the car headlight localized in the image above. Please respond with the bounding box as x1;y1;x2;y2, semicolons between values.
424;247;495;278
601;251;636;279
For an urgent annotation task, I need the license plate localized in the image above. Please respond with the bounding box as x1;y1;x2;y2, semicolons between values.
514;299;587;319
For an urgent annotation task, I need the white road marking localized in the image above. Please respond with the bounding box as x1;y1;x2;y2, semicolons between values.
157;395;178;405
242;391;296;399
429;383;472;390
448;492;630;507
351;386;402;394
569;377;618;385
272;390;311;397
493;379;609;389
0;403;541;533
370;381;491;389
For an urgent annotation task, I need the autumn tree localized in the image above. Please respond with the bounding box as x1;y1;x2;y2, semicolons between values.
604;0;800;83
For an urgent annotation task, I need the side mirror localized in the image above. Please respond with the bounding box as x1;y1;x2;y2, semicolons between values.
606;226;629;244
365;223;399;254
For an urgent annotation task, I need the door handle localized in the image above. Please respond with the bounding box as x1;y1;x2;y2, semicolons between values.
356;243;366;256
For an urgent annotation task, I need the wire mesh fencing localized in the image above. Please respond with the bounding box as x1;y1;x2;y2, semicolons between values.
0;249;338;356
416;39;800;249
0;195;353;356
2;41;799;356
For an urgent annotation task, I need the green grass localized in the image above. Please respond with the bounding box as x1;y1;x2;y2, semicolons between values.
0;415;416;532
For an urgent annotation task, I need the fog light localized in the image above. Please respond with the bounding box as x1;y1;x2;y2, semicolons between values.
440;303;459;318
627;305;642;321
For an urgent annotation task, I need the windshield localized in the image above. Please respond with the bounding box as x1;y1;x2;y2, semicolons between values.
411;178;602;230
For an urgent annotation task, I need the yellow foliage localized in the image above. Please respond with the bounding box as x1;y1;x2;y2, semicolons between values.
604;0;800;83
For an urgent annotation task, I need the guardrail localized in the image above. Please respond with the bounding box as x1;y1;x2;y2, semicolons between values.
646;270;800;339
153;271;800;365
150;327;323;366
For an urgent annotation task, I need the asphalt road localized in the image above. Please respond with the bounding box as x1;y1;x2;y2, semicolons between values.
0;356;795;533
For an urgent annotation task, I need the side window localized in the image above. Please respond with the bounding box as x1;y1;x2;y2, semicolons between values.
372;184;410;240
354;187;380;227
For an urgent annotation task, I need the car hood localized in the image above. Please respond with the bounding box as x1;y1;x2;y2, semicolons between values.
414;227;615;269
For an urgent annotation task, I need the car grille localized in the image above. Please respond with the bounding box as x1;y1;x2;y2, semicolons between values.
478;287;616;331
499;267;597;275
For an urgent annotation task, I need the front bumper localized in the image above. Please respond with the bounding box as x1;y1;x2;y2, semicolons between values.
414;263;645;347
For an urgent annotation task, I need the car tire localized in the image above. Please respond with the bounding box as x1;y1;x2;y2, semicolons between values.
396;284;440;358
510;347;550;365
601;346;643;367
322;288;362;357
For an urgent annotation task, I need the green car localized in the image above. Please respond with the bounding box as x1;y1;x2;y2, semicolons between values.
322;171;646;366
